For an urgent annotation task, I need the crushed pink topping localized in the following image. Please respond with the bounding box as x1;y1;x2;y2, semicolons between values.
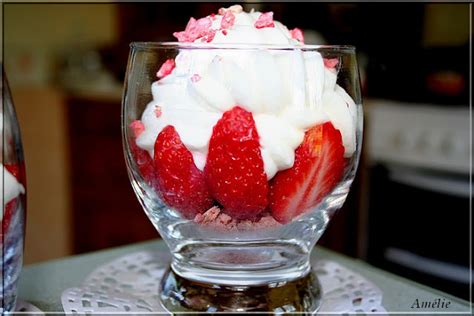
324;58;339;69
218;4;243;15
290;28;304;43
200;29;216;43
130;120;145;138
173;16;213;42
221;10;236;30
154;106;162;118
222;29;228;36
254;12;275;29
156;59;175;78
191;74;201;82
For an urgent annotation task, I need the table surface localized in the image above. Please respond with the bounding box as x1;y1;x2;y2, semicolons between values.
18;239;471;314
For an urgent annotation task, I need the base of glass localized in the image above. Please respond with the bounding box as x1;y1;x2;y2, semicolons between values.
159;266;321;314
170;241;312;286
0;293;18;314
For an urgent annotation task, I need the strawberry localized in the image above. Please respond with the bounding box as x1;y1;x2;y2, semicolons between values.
269;122;345;224
129;121;155;184
2;200;17;236
154;125;213;218
130;140;155;184
2;163;22;237
205;106;268;219
4;163;20;179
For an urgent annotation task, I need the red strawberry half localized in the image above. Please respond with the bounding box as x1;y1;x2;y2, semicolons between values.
130;140;155;184
2;200;17;236
4;163;20;179
205;106;268;219
269;122;345;224
129;121;155;183
2;163;22;236
154;125;213;219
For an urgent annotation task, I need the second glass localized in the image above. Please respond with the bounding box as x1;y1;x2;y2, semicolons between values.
1;71;27;313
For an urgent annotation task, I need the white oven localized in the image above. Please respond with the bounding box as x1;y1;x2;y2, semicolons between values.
363;99;470;300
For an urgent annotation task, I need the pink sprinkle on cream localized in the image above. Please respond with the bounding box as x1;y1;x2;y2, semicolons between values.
154;106;162;118
130;120;145;138
222;29;228;36
202;29;216;42
156;59;175;78
218;5;242;16
173;16;213;42
228;5;243;13
221;10;236;29
324;58;339;69
290;28;304;43
191;74;201;82
254;12;275;29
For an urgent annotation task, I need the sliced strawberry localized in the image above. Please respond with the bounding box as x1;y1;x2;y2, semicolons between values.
2;163;22;237
129;121;155;184
4;163;20;179
269;122;345;224
130;140;155;184
2;200;17;236
154;125;213;219
205;106;268;220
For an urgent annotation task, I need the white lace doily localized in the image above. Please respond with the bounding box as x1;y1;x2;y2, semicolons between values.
61;251;386;314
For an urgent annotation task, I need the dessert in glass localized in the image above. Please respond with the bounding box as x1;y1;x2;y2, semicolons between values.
1;71;27;313
122;5;362;313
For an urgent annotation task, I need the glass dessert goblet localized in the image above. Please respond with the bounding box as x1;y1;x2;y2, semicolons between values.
122;42;362;313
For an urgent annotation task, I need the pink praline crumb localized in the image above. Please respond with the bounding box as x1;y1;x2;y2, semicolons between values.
156;59;175;78
194;207;281;232
290;28;304;43
221;10;236;29
201;29;216;43
173;16;213;42
237;215;281;231
130;120;145;138
154;106;162;118
254;12;275;29
324;58;339;69
218;5;243;15
195;206;221;224
257;216;281;228
191;74;201;82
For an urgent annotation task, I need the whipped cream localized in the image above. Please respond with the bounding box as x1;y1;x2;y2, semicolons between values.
136;6;357;179
1;163;25;221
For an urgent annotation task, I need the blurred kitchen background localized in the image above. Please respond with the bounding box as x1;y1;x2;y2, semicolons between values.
2;2;470;300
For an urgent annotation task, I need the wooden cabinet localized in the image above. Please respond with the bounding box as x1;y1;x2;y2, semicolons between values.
66;94;156;254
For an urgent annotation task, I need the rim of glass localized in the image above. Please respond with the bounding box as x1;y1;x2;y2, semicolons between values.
130;41;356;53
